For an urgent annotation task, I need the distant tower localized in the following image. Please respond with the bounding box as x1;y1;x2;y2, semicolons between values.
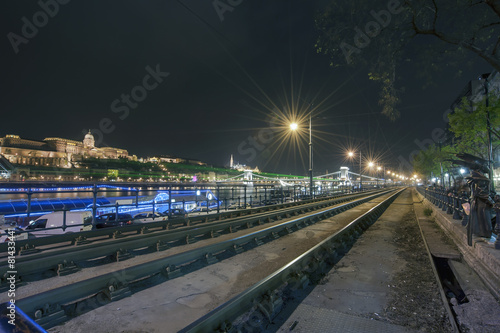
83;130;95;149
230;154;234;168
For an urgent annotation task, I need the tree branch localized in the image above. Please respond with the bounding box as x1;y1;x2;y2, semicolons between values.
485;0;500;19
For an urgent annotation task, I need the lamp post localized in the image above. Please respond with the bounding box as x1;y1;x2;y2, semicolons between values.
480;73;494;191
309;113;313;198
290;119;313;198
348;151;362;191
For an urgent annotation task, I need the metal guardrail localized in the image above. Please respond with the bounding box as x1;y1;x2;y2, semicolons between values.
417;186;469;227
15;189;396;329
179;188;405;332
0;190;385;286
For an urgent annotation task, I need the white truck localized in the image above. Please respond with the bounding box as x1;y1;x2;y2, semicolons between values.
1;211;93;242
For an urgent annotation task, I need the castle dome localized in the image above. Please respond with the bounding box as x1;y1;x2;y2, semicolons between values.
83;130;95;148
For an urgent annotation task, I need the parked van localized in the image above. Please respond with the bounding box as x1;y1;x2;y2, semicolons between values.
23;211;93;237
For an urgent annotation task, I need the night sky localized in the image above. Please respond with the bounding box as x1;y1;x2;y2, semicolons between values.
1;1;492;176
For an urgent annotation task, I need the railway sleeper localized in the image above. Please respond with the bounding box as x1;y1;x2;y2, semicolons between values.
105;283;132;302
254;237;265;246
162;265;182;279
232;244;244;254
269;232;280;240
227;225;240;233
287;271;310;291
34;303;67;329
152;240;170;252
258;292;284;323
57;260;79;276
73;236;91;246
207;230;221;238
185;235;197;244
0;274;24;293
112;231;125;239
114;249;133;262
18;243;39;256
204;253;218;265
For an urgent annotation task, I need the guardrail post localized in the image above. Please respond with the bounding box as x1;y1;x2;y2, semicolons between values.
265;187;267;203
168;186;172;219
27;187;32;220
494;205;500;249
461;197;469;227
92;184;97;224
135;190;139;208
446;193;453;214
195;187;198;211
244;187;247;208
452;193;461;220
441;190;447;212
62;205;67;231
216;186;220;214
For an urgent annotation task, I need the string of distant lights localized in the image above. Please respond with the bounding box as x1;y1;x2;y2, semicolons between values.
0;184;137;192
0;189;219;218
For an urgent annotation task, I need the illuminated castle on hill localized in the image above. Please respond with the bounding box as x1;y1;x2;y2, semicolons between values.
0;131;130;168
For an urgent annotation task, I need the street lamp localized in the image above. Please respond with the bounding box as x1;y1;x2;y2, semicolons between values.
479;73;494;191
290;120;313;198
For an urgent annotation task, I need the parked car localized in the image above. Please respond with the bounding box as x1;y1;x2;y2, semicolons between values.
1;211;93;241
133;212;167;223
0;227;29;242
94;213;137;229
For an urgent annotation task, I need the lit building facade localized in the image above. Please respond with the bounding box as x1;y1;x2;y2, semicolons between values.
0;131;130;168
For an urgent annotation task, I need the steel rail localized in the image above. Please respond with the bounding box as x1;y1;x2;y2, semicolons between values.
179;188;406;333
412;192;460;333
0;190;387;285
0;190;375;255
15;189;398;328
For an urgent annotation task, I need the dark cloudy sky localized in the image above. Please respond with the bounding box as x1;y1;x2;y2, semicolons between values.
0;0;492;176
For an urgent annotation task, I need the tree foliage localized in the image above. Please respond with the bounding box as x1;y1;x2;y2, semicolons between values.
448;94;500;159
315;0;500;120
412;143;456;177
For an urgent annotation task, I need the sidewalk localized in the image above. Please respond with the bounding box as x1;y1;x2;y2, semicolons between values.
414;188;500;300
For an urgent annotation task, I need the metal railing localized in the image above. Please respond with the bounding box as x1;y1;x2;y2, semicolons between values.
417;186;469;227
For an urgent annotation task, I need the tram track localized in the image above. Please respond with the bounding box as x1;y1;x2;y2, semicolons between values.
179;188;407;332
178;187;461;333
0;190;387;288
4;189;400;330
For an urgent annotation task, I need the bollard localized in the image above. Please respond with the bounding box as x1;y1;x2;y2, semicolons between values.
452;193;461;220
494;204;500;249
438;190;444;209
446;193;453;215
